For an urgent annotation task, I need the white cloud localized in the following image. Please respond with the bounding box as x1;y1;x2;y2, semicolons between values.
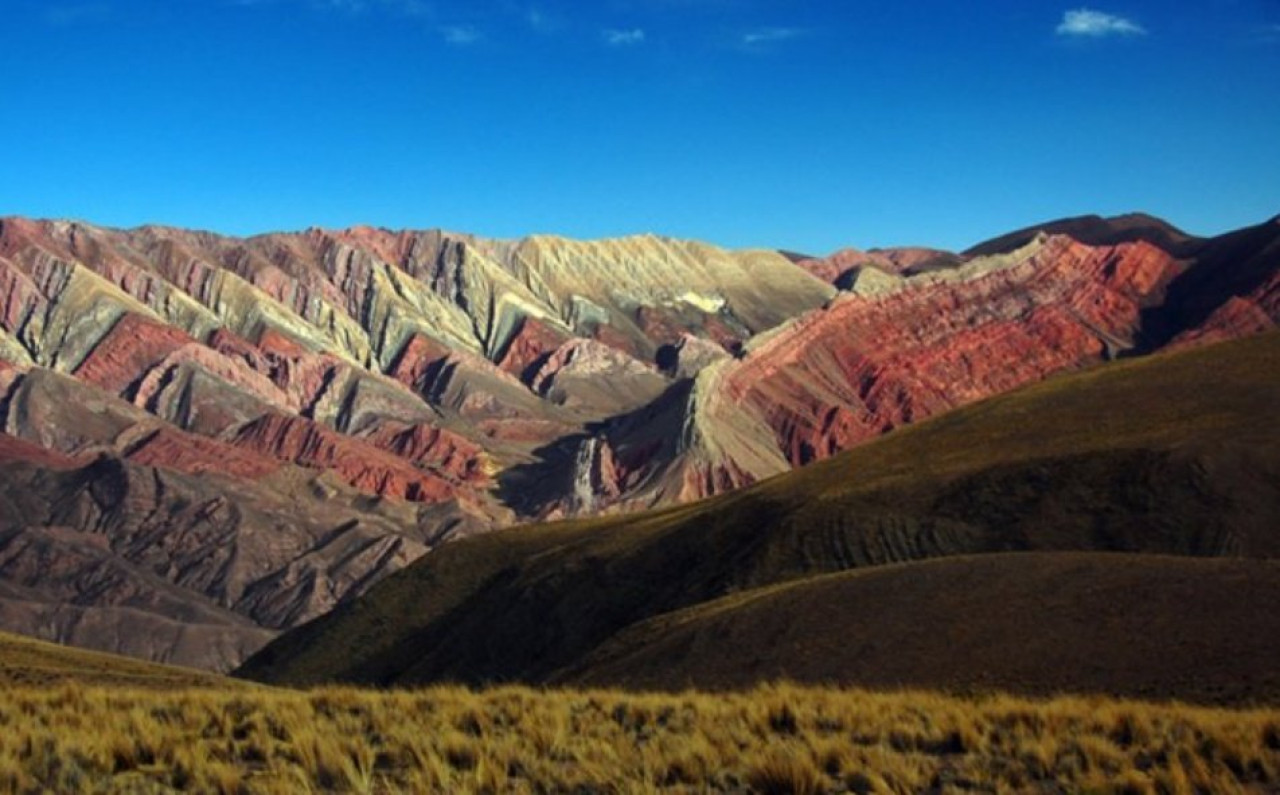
604;28;646;46
1056;9;1146;37
740;27;804;48
441;24;481;45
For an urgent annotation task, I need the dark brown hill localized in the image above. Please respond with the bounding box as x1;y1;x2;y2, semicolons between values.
560;552;1280;704
962;212;1196;258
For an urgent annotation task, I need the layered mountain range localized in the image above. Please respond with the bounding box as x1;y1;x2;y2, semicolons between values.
0;211;1276;670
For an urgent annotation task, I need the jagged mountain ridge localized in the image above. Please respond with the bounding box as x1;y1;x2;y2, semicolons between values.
0;218;834;669
0;212;1277;670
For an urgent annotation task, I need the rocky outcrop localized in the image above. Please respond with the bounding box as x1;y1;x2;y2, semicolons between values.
360;421;491;483
1146;215;1280;349
586;222;1280;512
494;315;573;379
229;414;467;504
527;338;668;414
655;334;730;379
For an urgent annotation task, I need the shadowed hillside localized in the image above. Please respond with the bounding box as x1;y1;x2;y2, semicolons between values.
962;212;1198;258
238;332;1280;699
560;553;1280;703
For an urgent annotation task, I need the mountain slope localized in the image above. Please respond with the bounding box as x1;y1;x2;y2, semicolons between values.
0;219;835;669
961;212;1197;258
560;553;1280;703
1;212;1276;671
528;214;1279;517
237;331;1280;695
0;629;237;689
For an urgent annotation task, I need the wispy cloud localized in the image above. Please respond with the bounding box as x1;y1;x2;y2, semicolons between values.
524;6;565;34
1056;9;1146;37
43;3;111;26
740;27;804;49
604;28;646;46
301;0;431;16
441;24;482;45
313;0;364;11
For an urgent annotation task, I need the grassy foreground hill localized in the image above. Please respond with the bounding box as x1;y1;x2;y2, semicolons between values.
2;641;1278;793
238;331;1280;699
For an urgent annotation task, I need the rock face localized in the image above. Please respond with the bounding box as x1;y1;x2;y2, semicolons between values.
229;413;466;504
507;215;1279;517
0;211;1277;669
732;234;1181;467
0;215;834;668
527;339;668;414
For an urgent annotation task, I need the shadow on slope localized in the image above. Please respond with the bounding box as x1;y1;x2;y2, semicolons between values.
560;552;1280;704
1132;214;1280;352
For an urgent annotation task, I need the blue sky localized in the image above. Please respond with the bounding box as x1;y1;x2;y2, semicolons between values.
1;1;1277;253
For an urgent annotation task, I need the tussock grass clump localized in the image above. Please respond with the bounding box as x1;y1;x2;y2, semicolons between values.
0;681;1275;793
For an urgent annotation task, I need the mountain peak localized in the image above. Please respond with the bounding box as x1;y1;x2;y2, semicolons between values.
963;211;1195;258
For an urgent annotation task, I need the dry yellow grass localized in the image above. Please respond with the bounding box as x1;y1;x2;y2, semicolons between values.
0;681;1276;793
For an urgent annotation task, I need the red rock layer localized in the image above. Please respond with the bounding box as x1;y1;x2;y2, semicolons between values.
72;313;192;394
870;247;960;274
209;328;281;380
125;428;281;479
230;413;462;503
496;316;571;378
723;236;1184;467
387;333;454;395
361;422;489;483
1174;296;1277;348
208;326;338;412
0;433;79;469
